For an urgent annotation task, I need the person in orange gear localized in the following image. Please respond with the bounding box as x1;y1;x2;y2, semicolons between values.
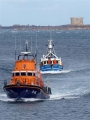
53;59;57;64
48;57;52;64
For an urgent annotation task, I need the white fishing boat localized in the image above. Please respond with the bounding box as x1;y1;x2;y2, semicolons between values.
39;40;63;74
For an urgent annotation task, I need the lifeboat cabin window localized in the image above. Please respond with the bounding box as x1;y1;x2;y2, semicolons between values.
12;73;14;76
15;72;20;76
21;72;26;76
27;72;32;76
27;72;36;76
33;73;35;76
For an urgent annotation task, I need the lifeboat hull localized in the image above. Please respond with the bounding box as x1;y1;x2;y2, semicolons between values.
3;85;51;99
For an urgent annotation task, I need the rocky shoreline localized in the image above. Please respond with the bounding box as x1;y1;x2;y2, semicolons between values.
0;24;90;30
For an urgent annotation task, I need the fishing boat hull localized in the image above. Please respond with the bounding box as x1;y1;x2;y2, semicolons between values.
3;85;51;99
40;64;63;72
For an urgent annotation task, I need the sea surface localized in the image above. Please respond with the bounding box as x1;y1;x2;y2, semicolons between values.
0;29;90;120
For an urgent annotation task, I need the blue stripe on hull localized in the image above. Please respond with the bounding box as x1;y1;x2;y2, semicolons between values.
40;64;63;71
4;86;50;99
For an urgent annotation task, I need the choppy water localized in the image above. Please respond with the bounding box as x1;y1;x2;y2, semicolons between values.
0;29;90;120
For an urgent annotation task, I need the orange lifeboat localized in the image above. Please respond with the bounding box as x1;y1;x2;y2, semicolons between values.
3;42;51;100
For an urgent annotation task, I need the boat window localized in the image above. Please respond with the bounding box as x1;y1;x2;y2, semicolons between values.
48;60;52;64
33;73;35;76
44;61;46;64
27;72;32;76
15;72;20;76
21;72;26;76
56;61;58;63
12;73;14;76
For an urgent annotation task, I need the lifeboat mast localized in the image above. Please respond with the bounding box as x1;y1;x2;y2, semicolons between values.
17;41;37;61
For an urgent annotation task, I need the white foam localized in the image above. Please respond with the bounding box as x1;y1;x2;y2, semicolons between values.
41;70;71;74
0;94;44;102
0;93;7;97
0;95;80;102
0;91;80;102
23;98;44;102
49;93;80;100
0;94;15;102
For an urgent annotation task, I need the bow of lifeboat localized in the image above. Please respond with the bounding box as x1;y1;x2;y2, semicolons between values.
3;42;51;100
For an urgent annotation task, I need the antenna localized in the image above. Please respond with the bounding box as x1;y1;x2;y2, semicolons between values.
31;36;32;53
20;36;21;53
21;41;30;55
15;36;16;60
50;30;52;40
25;41;28;52
35;31;37;64
36;31;37;50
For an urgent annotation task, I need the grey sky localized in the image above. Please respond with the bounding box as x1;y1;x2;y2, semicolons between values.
0;0;90;26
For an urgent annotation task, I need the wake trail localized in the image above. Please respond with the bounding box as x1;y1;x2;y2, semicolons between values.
41;70;71;74
0;93;45;102
0;93;80;103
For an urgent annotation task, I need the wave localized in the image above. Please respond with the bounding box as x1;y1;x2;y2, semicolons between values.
1;92;89;102
41;70;71;74
0;94;15;102
0;93;80;103
65;67;90;75
49;93;80;100
49;87;90;100
0;94;44;103
81;92;90;99
0;87;89;102
40;65;90;75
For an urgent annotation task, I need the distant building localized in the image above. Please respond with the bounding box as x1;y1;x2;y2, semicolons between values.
13;24;20;26
70;17;84;25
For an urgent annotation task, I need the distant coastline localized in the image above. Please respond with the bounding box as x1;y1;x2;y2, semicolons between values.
0;24;90;30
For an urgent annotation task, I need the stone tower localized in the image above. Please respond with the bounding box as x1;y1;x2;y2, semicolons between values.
70;17;84;25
